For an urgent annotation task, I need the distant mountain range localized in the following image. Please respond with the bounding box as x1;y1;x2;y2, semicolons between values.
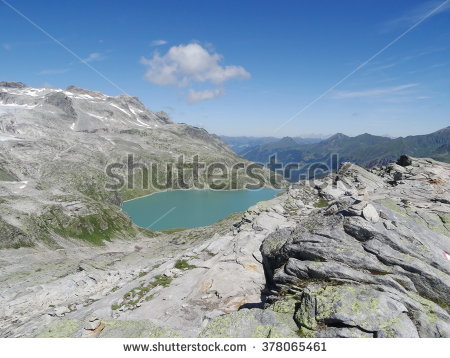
220;135;323;154
226;127;450;181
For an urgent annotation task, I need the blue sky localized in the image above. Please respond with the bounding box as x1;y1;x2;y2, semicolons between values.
1;0;449;137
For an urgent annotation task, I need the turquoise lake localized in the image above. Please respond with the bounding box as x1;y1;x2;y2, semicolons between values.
122;189;282;231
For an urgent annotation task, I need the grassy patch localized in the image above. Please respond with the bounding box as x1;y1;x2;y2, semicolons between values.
116;274;174;311
152;274;173;287
313;198;329;208
161;227;188;234
174;259;196;270
46;205;134;246
137;227;160;237
0;217;35;249
11;241;35;249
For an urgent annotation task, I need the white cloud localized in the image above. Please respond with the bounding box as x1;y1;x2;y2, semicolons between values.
186;88;224;103
332;83;418;99
82;52;105;63
141;43;250;86
151;39;168;46
141;42;250;102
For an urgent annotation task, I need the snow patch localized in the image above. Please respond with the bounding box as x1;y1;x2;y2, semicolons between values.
110;103;130;116
0;135;20;141
0;103;37;110
86;113;107;122
135;117;152;128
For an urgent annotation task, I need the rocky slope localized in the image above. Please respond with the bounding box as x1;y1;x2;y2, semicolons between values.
0;82;270;249
203;156;450;338
2;155;448;338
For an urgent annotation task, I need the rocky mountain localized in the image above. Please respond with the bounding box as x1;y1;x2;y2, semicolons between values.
0;82;271;249
1;155;449;337
239;129;450;181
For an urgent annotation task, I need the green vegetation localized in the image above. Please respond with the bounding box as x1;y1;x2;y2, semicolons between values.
313;198;329;208
137;227;160;237
114;274;174;311
174;259;196;270
44;204;135;246
161;227;187;234
11;241;34;249
152;274;173;287
0;217;35;249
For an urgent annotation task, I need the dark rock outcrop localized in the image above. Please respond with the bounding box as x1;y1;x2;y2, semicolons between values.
0;82;28;89
259;157;450;337
44;92;77;118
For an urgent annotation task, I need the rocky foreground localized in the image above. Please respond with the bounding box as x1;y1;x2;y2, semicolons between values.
1;156;450;337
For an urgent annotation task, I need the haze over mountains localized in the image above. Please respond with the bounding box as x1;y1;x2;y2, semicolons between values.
220;136;323;154
224;128;450;181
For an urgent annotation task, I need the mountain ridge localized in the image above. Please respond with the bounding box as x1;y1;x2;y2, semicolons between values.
0;82;274;249
238;126;450;180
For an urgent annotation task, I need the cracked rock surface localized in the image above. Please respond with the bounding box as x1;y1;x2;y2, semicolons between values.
209;156;450;338
2;156;450;337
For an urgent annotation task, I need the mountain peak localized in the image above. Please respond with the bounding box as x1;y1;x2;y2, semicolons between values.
0;81;28;89
433;126;450;134
330;133;348;139
65;85;104;97
322;133;349;143
277;136;298;146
